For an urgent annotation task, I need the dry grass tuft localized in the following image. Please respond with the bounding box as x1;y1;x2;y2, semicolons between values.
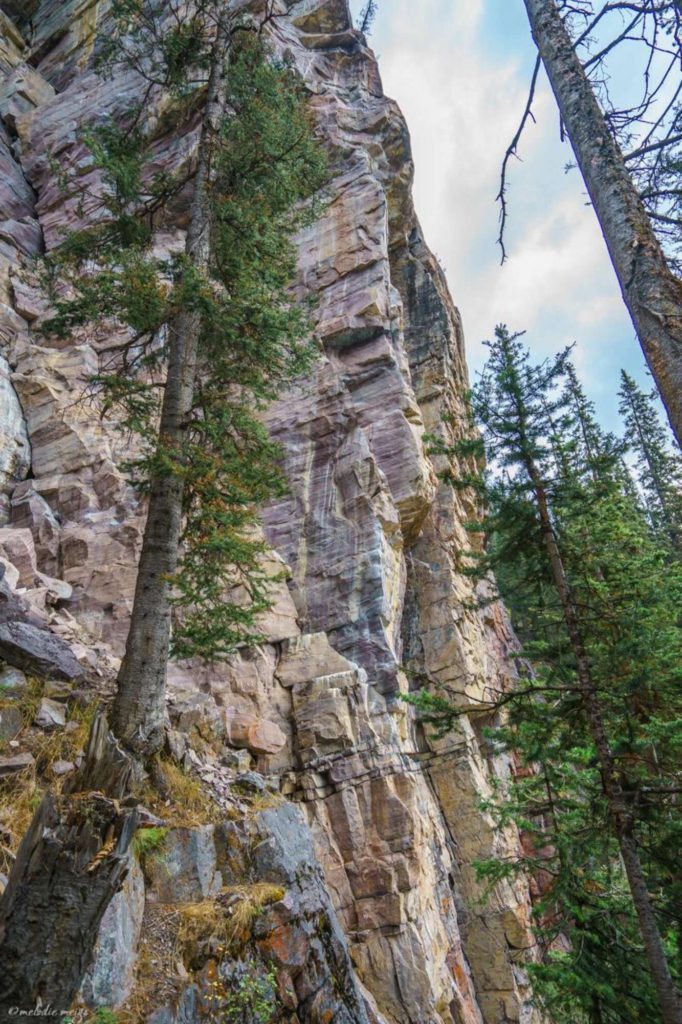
176;899;232;966
138;758;222;827
176;883;285;966
0;676;43;755
0;675;43;724
0;770;41;873
245;790;284;814
27;698;98;777
223;882;286;943
0;690;100;872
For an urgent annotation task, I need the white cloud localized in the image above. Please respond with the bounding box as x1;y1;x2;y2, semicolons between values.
351;0;642;426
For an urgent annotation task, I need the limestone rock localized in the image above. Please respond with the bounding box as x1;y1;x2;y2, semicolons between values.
0;526;36;586
276;632;356;688
0;665;25;694
0;703;21;742
0;2;40;26
10;484;61;576
0;612;84;680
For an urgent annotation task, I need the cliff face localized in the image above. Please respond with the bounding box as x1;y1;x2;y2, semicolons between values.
0;2;542;1022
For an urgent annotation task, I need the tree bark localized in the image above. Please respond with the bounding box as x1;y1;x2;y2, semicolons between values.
526;461;682;1024
110;20;232;758
0;791;137;1015
66;709;138;799
523;0;682;448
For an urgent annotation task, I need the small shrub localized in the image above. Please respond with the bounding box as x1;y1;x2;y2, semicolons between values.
131;826;168;861
203;963;278;1024
90;1011;120;1024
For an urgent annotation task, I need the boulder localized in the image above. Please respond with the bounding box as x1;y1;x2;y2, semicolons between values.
34;697;66;729
224;710;287;756
0;665;25;694
0;620;83;680
35;573;72;606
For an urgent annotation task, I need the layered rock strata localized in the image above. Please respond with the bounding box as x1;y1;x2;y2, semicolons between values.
0;1;542;1022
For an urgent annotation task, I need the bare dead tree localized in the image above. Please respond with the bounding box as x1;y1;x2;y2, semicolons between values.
500;0;682;446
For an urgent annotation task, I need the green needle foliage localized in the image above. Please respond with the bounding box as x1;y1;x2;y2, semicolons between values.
41;32;327;664
619;370;682;553
409;326;682;1023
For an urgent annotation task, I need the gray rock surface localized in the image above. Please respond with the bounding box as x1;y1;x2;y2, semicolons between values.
81;856;145;1010
0;619;82;680
145;827;222;904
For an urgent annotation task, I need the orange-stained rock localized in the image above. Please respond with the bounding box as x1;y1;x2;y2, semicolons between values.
224;710;287;756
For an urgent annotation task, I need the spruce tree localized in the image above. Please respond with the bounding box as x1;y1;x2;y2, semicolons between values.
42;4;326;760
618;370;682;552
414;327;682;1023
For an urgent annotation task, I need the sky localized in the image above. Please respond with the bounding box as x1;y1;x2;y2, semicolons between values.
347;0;659;432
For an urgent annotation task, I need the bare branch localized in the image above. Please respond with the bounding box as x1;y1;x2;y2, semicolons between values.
496;54;542;263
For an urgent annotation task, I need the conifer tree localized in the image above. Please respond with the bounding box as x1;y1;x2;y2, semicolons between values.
415;327;682;1023
561;361;623;482
358;0;378;35
618;370;682;552
43;2;326;760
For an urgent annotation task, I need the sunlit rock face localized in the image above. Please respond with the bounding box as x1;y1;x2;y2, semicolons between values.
0;1;543;1021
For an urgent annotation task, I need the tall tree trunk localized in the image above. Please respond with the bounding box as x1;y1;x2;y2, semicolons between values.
110;21;231;758
527;461;682;1024
523;0;682;447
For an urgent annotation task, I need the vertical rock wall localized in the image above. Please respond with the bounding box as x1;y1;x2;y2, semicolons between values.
0;1;543;1021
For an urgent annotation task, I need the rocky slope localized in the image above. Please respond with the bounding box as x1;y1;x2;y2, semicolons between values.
0;2;543;1022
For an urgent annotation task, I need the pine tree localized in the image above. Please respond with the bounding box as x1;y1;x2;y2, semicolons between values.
618;370;682;552
42;5;326;760
413;327;682;1023
561;361;625;483
358;0;378;35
